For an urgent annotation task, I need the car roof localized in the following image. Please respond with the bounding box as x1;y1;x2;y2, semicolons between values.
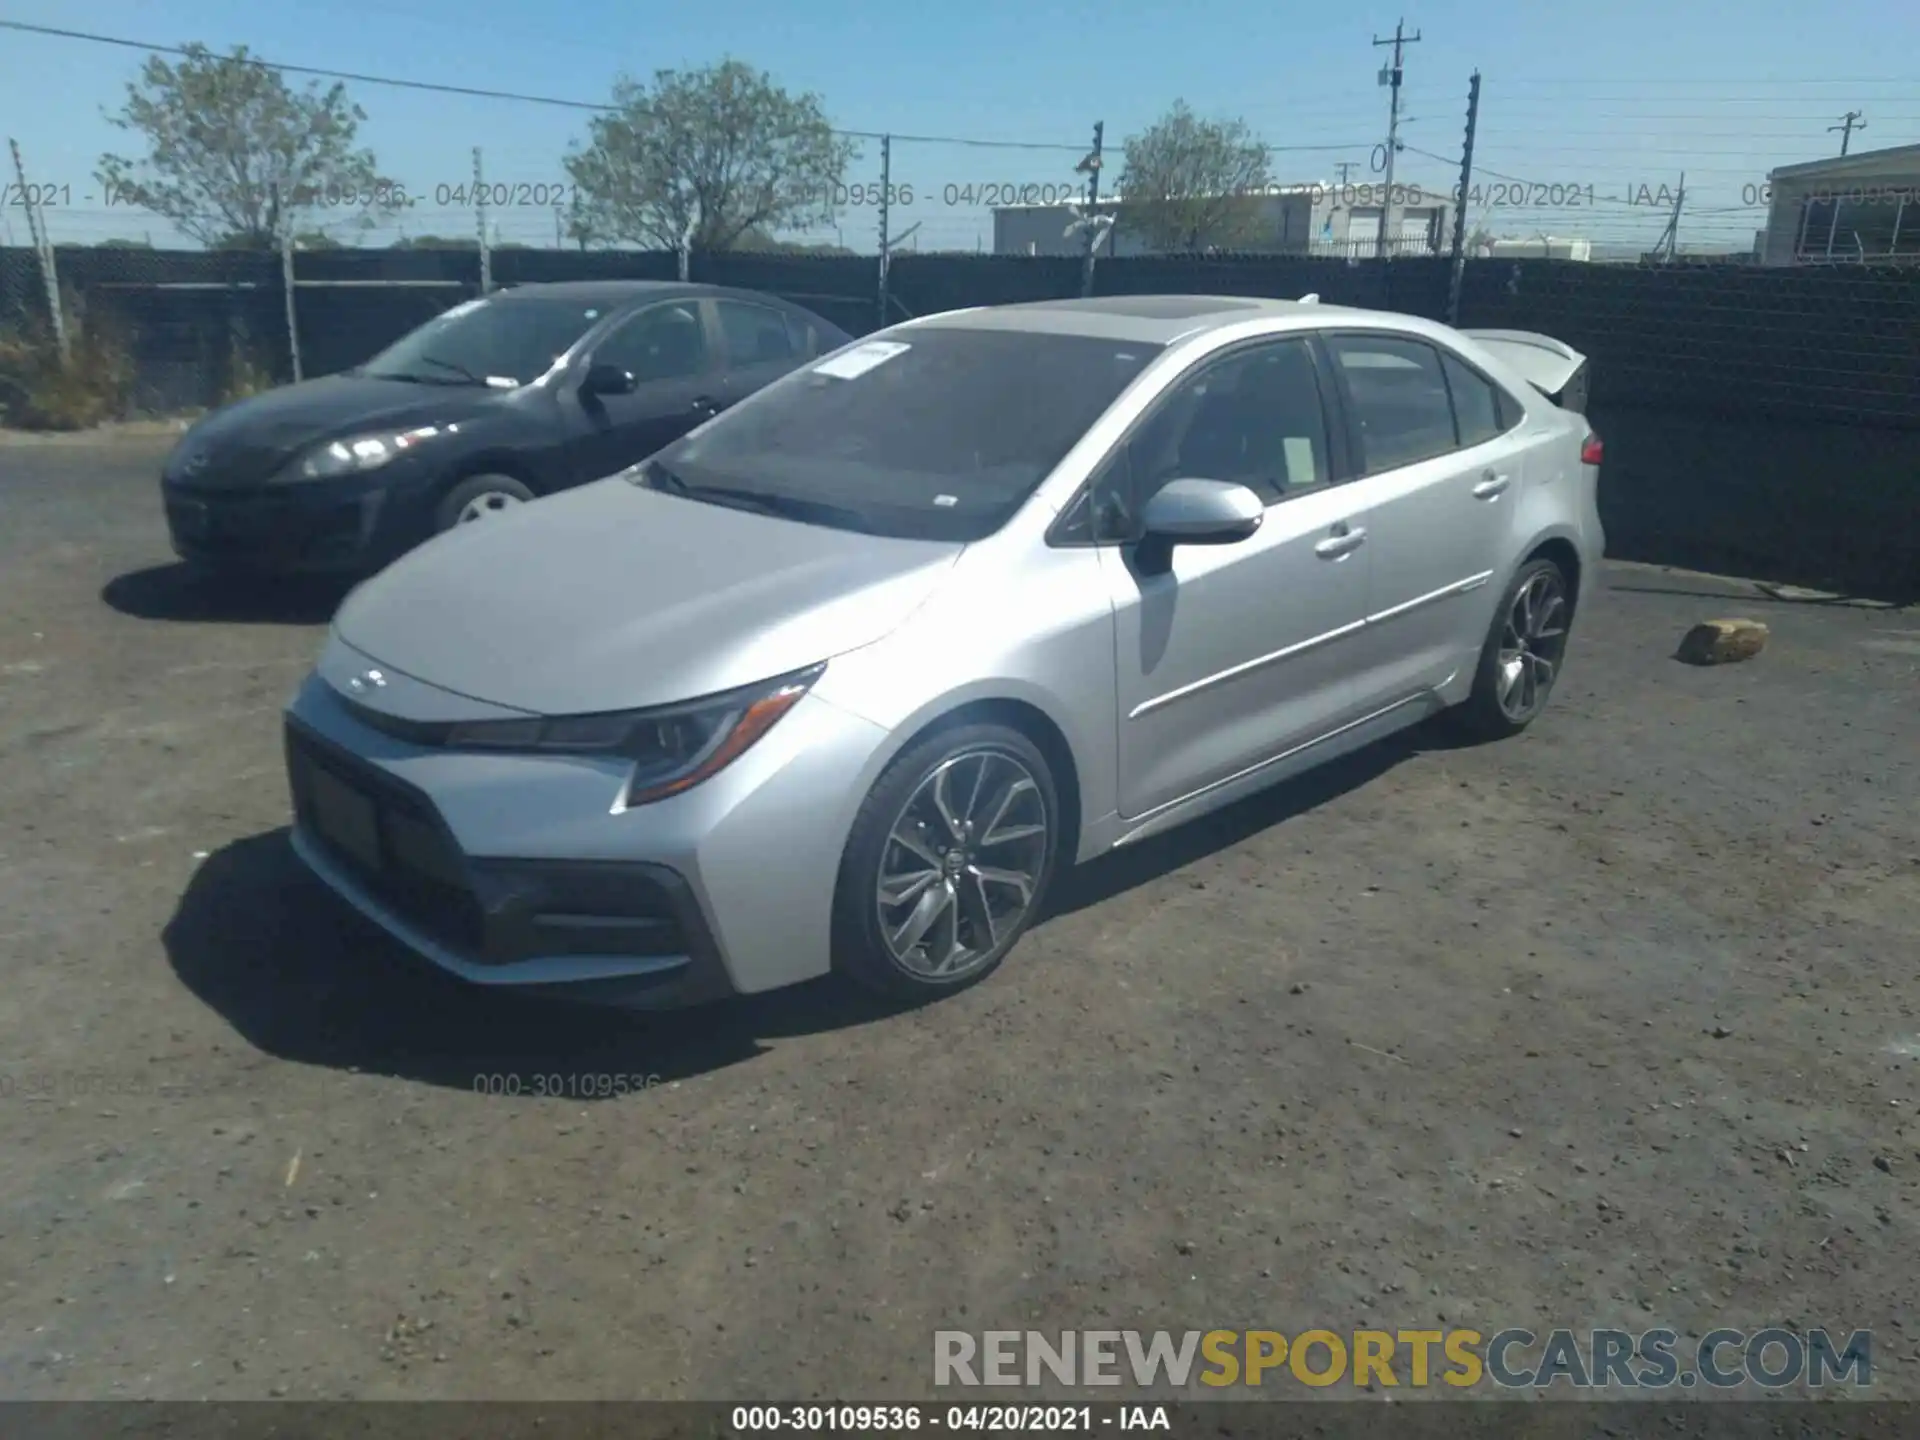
901;294;1388;345
491;280;800;309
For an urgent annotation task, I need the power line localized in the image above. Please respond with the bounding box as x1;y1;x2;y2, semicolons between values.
0;19;1077;152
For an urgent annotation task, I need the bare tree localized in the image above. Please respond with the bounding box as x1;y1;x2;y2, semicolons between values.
564;60;854;253
97;43;396;250
1117;101;1273;252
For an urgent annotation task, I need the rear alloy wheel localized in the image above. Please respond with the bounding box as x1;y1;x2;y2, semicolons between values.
434;474;535;533
833;723;1062;1001
1448;557;1573;741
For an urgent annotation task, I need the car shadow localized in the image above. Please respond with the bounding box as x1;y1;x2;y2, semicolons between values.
166;719;1479;1096
162;828;918;1095
1606;578;1916;611
1041;722;1452;921
102;563;353;626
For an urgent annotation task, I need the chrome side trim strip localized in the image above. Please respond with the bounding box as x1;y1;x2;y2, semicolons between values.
1129;618;1368;720
1365;570;1494;626
1128;571;1490;721
1114;690;1435;841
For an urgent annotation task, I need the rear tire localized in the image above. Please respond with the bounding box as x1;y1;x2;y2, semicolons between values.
832;723;1062;1002
1445;556;1574;742
434;473;535;533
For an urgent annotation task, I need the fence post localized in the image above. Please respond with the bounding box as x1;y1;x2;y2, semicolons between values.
8;138;69;362
473;146;492;293
877;134;892;330
275;184;304;383
1446;71;1481;327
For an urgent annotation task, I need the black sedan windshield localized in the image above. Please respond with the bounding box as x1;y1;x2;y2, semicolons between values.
644;328;1163;541
362;295;608;386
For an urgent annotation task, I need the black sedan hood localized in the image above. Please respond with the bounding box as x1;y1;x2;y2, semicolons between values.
167;374;505;489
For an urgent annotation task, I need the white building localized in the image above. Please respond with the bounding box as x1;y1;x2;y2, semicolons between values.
992;183;1452;259
1758;142;1920;266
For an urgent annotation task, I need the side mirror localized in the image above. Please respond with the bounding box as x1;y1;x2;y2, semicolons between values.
582;362;637;396
1136;478;1263;569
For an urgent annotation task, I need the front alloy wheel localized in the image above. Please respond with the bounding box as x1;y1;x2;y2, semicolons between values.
835;723;1062;999
457;489;524;523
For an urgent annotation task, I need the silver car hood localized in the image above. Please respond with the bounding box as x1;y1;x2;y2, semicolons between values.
331;477;963;715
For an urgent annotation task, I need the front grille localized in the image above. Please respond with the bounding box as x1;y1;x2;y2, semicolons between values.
170;488;365;564
286;726;486;954
171;443;295;489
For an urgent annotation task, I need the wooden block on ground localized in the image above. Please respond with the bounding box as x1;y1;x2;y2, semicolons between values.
1676;618;1769;665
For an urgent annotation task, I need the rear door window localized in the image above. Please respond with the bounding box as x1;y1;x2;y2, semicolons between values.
1327;334;1460;473
1440;351;1507;449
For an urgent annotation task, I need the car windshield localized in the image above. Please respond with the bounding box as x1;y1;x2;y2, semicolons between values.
360;295;607;386
640;327;1163;542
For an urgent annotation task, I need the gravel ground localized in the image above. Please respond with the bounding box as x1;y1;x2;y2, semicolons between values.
1;435;1917;1403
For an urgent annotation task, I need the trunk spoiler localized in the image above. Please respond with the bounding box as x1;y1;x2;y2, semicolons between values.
1459;329;1589;414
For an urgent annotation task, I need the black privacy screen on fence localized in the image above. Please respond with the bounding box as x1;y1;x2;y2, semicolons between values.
3;242;1918;595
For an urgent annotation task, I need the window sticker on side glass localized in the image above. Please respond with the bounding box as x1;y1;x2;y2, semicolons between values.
812;341;911;380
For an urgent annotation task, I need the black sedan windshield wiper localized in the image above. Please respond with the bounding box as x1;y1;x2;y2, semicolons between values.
416;354;491;385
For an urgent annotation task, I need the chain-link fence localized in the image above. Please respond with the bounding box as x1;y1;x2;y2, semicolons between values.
4;39;1918;590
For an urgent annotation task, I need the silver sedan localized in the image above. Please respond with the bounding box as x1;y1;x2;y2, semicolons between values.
282;294;1604;1006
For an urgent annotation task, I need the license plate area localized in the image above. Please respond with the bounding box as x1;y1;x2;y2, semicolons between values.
307;765;381;872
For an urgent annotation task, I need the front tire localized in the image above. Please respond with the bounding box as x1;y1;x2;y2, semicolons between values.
434;473;535;533
1446;556;1574;742
832;723;1062;1001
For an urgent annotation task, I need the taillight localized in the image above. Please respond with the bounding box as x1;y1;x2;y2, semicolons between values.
1581;432;1604;466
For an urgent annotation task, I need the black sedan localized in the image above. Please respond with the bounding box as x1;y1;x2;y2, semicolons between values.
160;281;854;575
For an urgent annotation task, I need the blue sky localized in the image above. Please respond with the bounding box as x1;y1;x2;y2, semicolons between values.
2;0;1915;254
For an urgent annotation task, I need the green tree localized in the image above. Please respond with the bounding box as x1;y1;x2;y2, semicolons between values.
97;42;395;250
1116;101;1273;252
564;59;853;253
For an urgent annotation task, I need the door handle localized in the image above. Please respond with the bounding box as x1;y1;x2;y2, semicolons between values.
1314;524;1367;559
1472;472;1511;499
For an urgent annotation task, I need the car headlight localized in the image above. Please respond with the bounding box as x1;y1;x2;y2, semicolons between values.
443;663;824;807
277;426;446;482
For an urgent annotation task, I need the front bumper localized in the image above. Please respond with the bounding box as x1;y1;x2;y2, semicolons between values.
164;474;428;575
282;672;889;1006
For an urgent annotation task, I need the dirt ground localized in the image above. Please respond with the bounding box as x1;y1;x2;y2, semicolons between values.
1;434;1917;1403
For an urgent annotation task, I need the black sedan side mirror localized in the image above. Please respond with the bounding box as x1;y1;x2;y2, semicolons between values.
582;363;637;396
1136;477;1263;572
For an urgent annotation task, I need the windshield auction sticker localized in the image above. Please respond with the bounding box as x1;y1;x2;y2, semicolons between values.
813;341;911;380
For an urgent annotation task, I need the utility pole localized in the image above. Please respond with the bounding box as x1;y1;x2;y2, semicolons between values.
1372;18;1422;258
1829;110;1866;156
1335;161;1355;186
1075;121;1105;297
1446;71;1481;327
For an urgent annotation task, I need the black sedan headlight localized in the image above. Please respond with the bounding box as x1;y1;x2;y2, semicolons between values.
443;664;824;807
273;426;448;483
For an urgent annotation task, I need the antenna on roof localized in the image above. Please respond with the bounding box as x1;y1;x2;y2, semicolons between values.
1299;293;1320;303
